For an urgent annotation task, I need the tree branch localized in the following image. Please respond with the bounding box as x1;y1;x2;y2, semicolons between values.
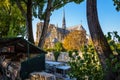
51;1;71;11
16;0;26;17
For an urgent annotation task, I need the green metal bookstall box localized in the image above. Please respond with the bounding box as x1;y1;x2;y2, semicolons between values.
0;37;46;79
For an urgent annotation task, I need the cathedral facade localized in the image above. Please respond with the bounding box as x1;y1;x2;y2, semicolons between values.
36;11;86;49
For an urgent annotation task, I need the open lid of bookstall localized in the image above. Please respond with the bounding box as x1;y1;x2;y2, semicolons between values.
0;37;46;55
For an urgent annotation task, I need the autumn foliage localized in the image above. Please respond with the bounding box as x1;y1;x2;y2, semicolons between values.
63;30;86;51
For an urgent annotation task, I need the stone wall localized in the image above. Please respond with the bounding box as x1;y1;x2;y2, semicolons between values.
45;52;70;62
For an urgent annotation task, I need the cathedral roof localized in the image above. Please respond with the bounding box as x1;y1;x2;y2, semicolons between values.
57;28;69;34
68;24;85;31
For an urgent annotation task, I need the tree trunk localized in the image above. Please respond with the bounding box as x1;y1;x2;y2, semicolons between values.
38;0;52;48
16;0;34;43
27;0;34;43
86;0;116;80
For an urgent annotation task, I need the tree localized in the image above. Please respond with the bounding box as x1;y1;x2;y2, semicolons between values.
68;32;120;80
53;51;60;61
26;0;34;43
54;42;64;52
113;0;120;11
0;0;26;37
38;0;52;48
106;31;120;80
38;0;84;48
63;30;86;51
86;0;116;79
53;42;65;61
11;0;34;43
0;0;10;37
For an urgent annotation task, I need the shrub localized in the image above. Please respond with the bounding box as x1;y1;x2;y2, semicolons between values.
68;45;104;80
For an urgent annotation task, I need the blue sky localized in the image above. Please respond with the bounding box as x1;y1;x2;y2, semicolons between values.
32;0;120;40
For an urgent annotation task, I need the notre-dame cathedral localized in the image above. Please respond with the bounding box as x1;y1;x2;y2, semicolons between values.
36;10;86;48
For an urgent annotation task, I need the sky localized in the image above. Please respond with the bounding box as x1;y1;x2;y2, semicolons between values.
32;0;120;40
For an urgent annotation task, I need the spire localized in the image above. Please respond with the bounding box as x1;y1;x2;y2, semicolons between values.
61;8;66;41
62;8;66;30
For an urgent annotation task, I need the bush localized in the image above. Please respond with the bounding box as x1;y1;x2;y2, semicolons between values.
105;31;120;79
68;45;104;80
